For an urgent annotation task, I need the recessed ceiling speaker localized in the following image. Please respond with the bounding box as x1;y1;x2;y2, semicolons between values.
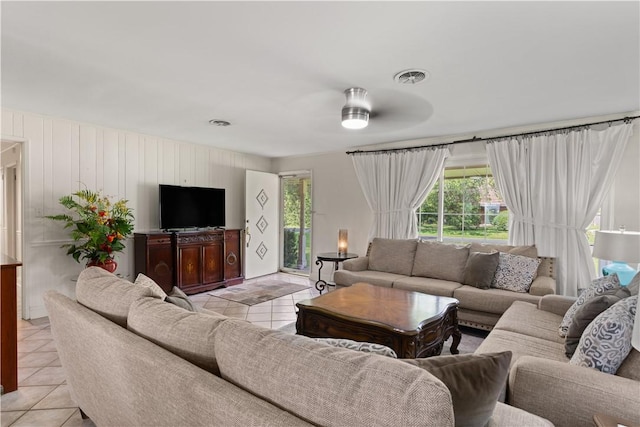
341;87;370;130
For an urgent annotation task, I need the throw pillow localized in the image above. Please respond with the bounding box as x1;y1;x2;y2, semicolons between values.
559;274;621;337
313;338;397;358
134;273;168;300
402;351;512;427
166;286;197;312
491;252;541;293
411;241;470;282
461;251;500;289
368;238;418;276
564;287;631;357
569;295;637;374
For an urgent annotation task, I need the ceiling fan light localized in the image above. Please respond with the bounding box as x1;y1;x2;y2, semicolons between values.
341;107;369;129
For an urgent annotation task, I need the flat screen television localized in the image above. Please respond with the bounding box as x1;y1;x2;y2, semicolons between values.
159;184;225;230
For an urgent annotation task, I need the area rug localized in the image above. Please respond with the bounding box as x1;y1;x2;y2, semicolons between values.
276;324;487;356
208;280;310;306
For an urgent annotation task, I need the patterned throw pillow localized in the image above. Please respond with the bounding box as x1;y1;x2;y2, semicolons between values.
569;295;637;374
313;338;398;358
559;274;621;337
491;252;541;293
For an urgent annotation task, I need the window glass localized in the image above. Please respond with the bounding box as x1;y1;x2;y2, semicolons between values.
417;166;509;244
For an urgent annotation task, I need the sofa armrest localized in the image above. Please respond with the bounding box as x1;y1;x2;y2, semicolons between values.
537;294;576;316
342;257;369;271
508;356;640;427
528;276;555;296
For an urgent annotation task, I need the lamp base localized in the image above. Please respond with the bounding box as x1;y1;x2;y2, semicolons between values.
602;262;637;286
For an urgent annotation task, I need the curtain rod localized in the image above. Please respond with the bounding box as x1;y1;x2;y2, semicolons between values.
345;115;640;155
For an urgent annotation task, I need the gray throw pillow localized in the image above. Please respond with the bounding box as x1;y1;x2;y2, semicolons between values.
166;286;197;312
627;271;640;296
403;351;512;427
569;296;637;374
564;287;631;357
461;251;500;289
559;274;621;337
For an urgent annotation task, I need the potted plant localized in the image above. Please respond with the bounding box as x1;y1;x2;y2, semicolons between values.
47;189;134;272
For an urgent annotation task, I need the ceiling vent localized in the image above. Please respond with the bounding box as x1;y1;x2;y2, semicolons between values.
394;69;429;85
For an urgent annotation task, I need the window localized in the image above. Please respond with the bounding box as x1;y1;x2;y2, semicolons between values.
417;166;509;244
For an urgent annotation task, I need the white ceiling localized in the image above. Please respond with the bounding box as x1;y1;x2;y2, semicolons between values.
2;1;639;158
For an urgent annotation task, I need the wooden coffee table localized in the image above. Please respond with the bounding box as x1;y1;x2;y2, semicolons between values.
296;282;461;358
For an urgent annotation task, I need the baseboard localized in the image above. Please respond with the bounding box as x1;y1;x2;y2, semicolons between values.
27;304;48;320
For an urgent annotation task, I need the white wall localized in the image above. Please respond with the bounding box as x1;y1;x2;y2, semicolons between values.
273;116;640;284
1;108;271;319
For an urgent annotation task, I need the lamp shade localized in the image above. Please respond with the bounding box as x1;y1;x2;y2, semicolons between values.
592;230;640;264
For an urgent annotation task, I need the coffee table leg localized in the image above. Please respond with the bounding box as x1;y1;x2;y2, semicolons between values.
450;327;461;355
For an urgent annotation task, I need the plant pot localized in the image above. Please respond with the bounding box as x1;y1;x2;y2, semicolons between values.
87;258;118;273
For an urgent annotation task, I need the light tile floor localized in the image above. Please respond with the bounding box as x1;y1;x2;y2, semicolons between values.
1;272;323;427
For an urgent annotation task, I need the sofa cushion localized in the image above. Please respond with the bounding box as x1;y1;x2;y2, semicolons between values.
368;238;418;276
491;252;541;293
489;402;554;427
76;267;154;328
214;319;455;427
470;243;538;259
559;274;621;337
403;352;512;427
392;276;463;297
564;287;631;357
569;295;637;374
617;349;640;381
333;269;403;288
412;241;470;282
493;301;565;344
127;297;228;376
475;329;568;364
453;286;541;315
462;251;500;289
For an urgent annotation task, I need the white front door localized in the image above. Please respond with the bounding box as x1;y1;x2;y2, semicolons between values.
245;170;279;279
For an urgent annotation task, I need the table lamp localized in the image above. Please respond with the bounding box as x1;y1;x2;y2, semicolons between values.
592;229;640;286
338;229;348;256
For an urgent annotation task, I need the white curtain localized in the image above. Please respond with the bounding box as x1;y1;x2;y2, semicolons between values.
487;123;634;296
351;147;449;240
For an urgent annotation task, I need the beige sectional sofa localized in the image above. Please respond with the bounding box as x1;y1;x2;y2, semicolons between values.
475;291;640;427
43;267;553;427
334;238;556;330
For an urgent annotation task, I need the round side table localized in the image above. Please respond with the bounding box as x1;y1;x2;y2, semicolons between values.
315;252;358;293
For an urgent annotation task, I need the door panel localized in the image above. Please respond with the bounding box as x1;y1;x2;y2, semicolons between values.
245;170;279;279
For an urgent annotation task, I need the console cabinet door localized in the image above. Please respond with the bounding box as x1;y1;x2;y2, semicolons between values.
203;242;223;284
224;229;242;283
177;246;202;288
134;233;174;293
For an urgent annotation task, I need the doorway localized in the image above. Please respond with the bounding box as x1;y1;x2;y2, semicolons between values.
1;140;23;318
280;172;311;275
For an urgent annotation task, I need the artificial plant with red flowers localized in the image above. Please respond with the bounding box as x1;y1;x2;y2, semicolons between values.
46;189;134;264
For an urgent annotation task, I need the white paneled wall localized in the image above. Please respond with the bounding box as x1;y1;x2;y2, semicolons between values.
1;108;271;319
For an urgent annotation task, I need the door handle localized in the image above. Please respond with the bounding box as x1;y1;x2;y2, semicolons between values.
245;221;252;248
